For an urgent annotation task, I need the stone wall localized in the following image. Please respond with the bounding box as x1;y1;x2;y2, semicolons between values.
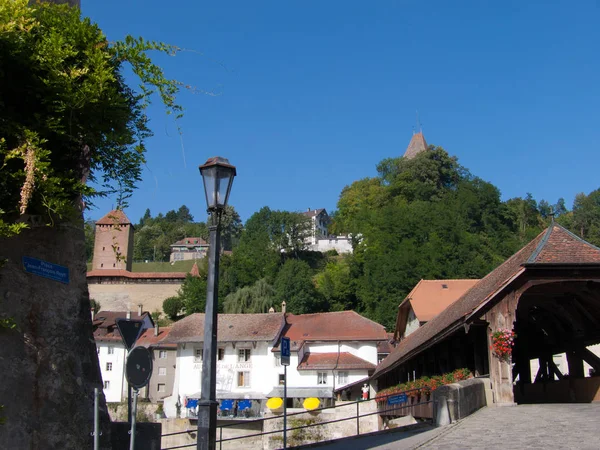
89;282;181;314
263;401;379;449
0;225;111;449
432;377;492;426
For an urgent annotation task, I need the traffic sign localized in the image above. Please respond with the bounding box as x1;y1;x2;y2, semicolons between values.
116;318;144;350
281;337;290;366
125;346;153;389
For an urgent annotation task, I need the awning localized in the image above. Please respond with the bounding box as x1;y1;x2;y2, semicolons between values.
267;387;333;399
187;391;267;400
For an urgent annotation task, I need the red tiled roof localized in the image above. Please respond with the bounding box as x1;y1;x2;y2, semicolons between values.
93;310;152;342
135;327;176;349
87;270;187;279
401;279;479;322
165;313;285;343
374;223;600;378
284;311;388;345
403;132;428;159
377;333;397;354
298;352;376;371
171;237;208;247
96;209;132;225
190;263;200;278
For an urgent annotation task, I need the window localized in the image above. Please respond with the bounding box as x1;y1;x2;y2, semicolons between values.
159;367;166;376
174;252;184;261
317;372;328;385
194;348;203;363
157;383;166;393
108;346;114;355
238;349;251;362
106;362;112;371
279;374;285;385
104;381;110;390
237;371;250;387
102;246;105;251
101;263;104;268
337;371;348;385
218;348;225;361
159;350;167;359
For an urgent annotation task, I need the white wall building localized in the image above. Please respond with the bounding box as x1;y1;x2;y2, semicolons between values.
93;309;154;402
312;235;353;254
269;311;389;404
301;208;329;246
163;313;286;418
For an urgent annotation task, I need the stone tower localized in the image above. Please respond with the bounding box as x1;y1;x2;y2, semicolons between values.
403;132;428;159
92;209;134;271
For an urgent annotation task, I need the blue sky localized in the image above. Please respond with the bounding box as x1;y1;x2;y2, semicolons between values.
83;1;600;224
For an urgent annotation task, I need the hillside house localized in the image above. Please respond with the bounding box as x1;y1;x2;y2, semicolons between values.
169;237;209;262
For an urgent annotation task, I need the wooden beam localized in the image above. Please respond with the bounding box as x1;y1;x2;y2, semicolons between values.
548;359;564;380
577;347;600;372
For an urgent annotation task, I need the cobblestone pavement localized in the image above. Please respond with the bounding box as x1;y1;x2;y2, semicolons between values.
418;404;600;449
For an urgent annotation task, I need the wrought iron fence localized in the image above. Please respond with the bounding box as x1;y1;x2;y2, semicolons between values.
160;388;431;450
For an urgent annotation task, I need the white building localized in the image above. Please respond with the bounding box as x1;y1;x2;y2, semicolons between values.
93;308;154;402
163;313;286;418
269;311;389;404
169;237;209;262
312;235;353;254
301;208;329;246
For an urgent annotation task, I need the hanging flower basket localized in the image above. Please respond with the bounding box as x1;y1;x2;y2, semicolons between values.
491;329;516;362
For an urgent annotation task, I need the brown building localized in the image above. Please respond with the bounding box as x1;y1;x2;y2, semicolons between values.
373;223;600;406
92;209;134;271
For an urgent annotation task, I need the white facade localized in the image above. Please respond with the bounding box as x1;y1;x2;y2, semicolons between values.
97;342;127;403
311;236;353;254
280;341;378;392
303;209;329;246
403;307;420;339
169;341;279;417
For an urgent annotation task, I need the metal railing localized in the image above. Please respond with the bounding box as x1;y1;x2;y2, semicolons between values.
160;388;432;450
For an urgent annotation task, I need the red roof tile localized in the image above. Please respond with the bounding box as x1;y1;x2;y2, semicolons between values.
87;270;187;279
301;208;326;218
298;352;376;371
96;209;132;225
374;223;600;378
401;279;479;323
135;327;176;349
165;313;285;343
190;263;200;278
284;311;388;344
93;310;152;342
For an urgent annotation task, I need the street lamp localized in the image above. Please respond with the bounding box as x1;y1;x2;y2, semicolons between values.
197;156;236;450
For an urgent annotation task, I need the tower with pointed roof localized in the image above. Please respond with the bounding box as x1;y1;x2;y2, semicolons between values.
92;209;134;271
403;132;428;159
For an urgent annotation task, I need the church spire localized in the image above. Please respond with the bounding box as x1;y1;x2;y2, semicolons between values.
403;132;428;159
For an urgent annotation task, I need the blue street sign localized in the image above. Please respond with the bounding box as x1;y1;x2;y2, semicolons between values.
387;393;408;405
23;256;69;284
281;337;290;366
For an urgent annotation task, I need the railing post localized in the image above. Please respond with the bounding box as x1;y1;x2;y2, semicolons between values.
356;401;360;435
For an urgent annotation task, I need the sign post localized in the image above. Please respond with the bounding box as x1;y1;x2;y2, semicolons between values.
116;318;145;424
281;337;290;449
125;346;153;450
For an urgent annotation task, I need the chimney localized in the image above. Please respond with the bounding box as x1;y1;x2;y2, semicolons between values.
90;308;95;321
126;310;131;319
154;323;159;337
281;301;286;314
138;304;143;316
268;307;275;313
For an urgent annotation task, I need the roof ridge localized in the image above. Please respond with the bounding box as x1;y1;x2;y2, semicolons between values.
554;222;600;252
526;224;555;263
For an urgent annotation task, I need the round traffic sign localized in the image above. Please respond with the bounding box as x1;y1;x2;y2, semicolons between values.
126;346;153;389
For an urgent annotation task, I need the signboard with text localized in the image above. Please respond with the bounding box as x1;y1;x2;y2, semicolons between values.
23;256;69;284
387;393;408;405
281;337;290;366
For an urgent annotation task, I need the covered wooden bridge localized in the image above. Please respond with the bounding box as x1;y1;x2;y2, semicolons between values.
373;223;600;404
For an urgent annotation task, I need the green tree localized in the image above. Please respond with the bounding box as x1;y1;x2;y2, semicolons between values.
217;205;243;251
179;274;209;315
274;259;323;314
84;218;95;262
163;296;183;321
223;279;275;313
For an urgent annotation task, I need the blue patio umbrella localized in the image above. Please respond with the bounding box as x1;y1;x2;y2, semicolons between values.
238;400;252;411
220;399;233;411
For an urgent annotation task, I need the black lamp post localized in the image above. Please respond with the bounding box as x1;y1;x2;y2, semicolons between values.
197;156;236;450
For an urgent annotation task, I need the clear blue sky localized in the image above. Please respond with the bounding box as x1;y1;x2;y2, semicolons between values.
83;0;600;224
